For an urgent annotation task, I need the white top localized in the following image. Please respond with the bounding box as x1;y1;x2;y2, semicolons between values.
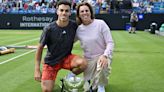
76;19;114;60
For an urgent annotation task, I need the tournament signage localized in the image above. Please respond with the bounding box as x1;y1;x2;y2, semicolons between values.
20;16;53;27
0;14;56;29
0;14;163;30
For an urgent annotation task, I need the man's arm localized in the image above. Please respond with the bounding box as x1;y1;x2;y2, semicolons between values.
34;44;44;82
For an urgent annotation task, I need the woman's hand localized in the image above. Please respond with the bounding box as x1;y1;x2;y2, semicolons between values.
98;55;108;68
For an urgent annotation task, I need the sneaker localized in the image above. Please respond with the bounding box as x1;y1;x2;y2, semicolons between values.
97;85;105;92
129;31;131;33
133;32;136;34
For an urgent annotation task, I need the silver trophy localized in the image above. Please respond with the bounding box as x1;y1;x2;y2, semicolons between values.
60;73;85;92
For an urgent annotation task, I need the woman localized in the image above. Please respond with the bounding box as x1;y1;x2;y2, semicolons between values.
75;2;114;92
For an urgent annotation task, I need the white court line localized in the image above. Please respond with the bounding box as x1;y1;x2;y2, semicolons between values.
9;38;39;46
0;49;36;65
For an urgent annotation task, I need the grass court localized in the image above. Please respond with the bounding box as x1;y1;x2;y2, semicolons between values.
0;30;164;92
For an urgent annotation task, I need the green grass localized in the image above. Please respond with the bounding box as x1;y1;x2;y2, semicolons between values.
0;30;164;92
110;31;164;92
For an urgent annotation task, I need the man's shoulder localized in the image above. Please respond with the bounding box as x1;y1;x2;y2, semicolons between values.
48;21;56;27
69;20;78;29
42;21;56;33
69;19;76;23
44;21;55;28
69;20;77;25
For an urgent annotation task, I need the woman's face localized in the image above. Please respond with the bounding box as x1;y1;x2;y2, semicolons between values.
79;5;91;22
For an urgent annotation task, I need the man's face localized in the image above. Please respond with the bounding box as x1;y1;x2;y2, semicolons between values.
57;4;71;22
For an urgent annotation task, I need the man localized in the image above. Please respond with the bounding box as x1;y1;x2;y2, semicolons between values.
34;1;87;92
129;11;138;34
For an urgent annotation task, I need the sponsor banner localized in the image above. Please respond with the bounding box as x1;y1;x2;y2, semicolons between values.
0;14;164;30
0;14;56;29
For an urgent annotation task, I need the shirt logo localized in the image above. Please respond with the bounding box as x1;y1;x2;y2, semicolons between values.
62;30;66;34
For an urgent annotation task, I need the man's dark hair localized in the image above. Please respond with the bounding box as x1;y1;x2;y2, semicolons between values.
57;0;71;8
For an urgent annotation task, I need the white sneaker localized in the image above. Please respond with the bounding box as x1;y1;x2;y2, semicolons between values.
97;85;105;92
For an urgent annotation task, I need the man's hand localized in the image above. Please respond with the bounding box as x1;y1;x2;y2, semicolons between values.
34;69;41;82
